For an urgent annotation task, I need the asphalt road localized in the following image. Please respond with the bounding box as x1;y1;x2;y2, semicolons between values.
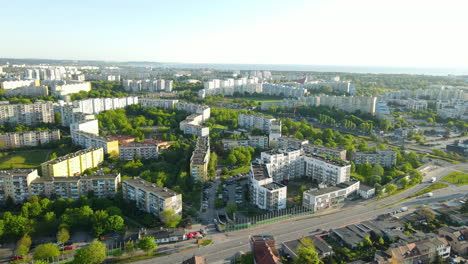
137;163;468;264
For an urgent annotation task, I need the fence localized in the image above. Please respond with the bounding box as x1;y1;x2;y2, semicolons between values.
225;206;313;232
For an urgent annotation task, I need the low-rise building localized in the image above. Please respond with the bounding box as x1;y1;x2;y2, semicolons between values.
119;142;159;161
71;130;119;156
0;169;39;203
437;226;468;255
41;147;104;177
0;130;60;149
122;177;182;220
352;149;397;167
446;139;468;156
29;173;120;200
249;164;287;211
250;235;282;264
357;184;376;199
282;235;333;260
190;136;210;182
302;181;360;212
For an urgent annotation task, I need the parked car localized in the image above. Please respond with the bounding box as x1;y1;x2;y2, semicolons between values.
12;256;24;260
63;246;74;251
187;231;201;239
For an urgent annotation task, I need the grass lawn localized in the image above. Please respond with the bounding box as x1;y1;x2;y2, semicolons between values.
228;165;251;176
441;171;468;186
212;124;228;129
0;148;77;169
411;182;449;197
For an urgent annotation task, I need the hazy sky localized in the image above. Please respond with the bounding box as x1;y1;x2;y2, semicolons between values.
1;0;468;67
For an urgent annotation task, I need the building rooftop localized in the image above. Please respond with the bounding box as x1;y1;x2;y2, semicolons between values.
0;169;36;177
263;182;286;191
31;173;120;183
303;152;349;167
42;147;102;166
120;141;159;148
74;130;115;142
124;177;179;198
359;184;375;191
251;164;269;181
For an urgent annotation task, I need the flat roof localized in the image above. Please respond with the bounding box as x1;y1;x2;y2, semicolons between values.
42;147;102;165
251;164;269;181
303;152;349;166
31;173;120;183
0;169;36;177
74;130;115;142
263;182;286;191
124;177;179;198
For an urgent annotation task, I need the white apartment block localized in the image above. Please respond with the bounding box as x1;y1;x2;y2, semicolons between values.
119;142;159;161
176;102;210;121
29;173;121;200
222;136;269;150
262;83;307;97
249;164;287;211
0;102;55;126
123;79;173;92
139;98;179;109
190;136;210;182
238;114;276;132
5;85;49;97
260;96;320;111
70;119;99;136
49;81;91;98
0;130;61;149
303;144;347;160
303;181;360;212
73;96;138;115
319;95;377;116
351;149;397;167
0;80;37;89
406;99;428;111
200;78;262;97
0;169;39;203
302;80;356;94
259;149;351;185
437;105;467;119
122;177;182;219
277;137;309;150
55;103;96;127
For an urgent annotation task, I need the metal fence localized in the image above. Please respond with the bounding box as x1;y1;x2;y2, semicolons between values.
226;206;313;232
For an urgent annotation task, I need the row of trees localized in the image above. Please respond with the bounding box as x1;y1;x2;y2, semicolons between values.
70;81;128;101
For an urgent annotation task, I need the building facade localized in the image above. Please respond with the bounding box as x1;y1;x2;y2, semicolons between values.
249;164;287;211
41;147;104;177
0;102;55;126
190;136;210;182
70;119;99;136
0;169;39;203
71;130;119;156
351;150;397;167
0;130;60;149
119;142;159;161
139;99;179;109
302;181;360;212
122;177;182;220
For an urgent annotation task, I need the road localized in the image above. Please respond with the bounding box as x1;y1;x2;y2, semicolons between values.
135;163;468;264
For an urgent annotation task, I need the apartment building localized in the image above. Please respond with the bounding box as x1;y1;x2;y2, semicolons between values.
278;137;309;150
201;78;262;97
70;119;99;136
119;142;159;161
123;79;173;92
71;130;119;156
54;103;95;127
49;81;91;98
5;85;49;97
122;177;182;219
303;144;347;160
179;114;209;137
41;147;104;177
0;80;37;89
222;136;269;151
74;96;138;115
262;83;307;97
0;102;55;126
302;181;360;212
139;98;179;109
238;114;276;132
258;149;351;185
261;96;320;110
190;136;210;182
0;169;39;203
176;103;210;121
302;79;356;94
0;130;60;149
249;164;287;211
261;149;303;182
351;149;397;167
302;153;350;185
406;99;428;111
319;95;377;115
29;173;120;200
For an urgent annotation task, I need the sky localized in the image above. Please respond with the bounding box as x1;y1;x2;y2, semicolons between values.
1;0;468;68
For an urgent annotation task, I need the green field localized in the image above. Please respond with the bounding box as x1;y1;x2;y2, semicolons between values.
212;124;228;129
0;148;76;169
441;171;468;186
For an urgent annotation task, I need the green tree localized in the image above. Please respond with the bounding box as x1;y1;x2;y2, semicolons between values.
54;112;62;125
74;240;106;264
138;236;157;254
161;209;181;228
125;241;136;256
294;247;323;264
56;228;70;244
33;243;60;260
417;208;435;222
226;202;237;218
49;152;58;160
15;234;32;256
372;164;384;177
208;152;217;179
363;236;373;248
92;210;109;236
385;184;397;194
358;164;373;177
107;215;125;233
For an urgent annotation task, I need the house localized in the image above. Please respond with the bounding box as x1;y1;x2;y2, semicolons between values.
250;235;282;264
357;184;375;199
182;256;206;264
437;226;468;255
152;228;187;244
282;235;333;260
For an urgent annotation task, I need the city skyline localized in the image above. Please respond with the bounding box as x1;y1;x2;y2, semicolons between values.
1;0;468;68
